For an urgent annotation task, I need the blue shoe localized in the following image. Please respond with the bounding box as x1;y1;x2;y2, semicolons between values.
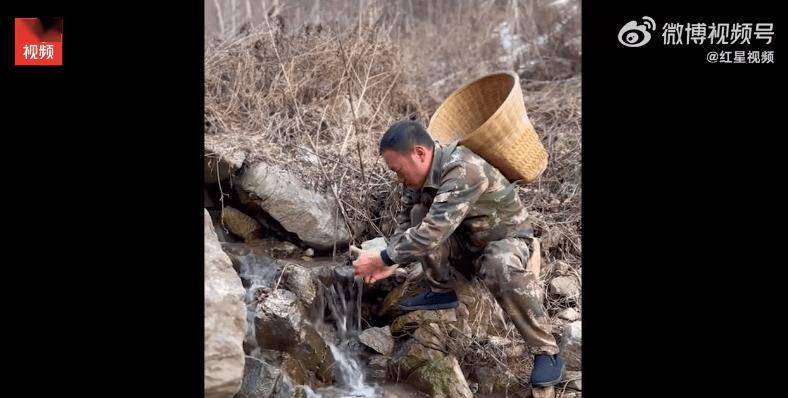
399;290;459;311
530;354;566;387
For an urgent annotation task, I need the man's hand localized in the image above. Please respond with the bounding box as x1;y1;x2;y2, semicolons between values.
350;245;395;284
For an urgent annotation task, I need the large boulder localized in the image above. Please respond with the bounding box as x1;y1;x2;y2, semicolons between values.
204;209;246;398
239;162;350;250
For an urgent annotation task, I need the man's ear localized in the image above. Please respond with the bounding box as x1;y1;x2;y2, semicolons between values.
413;145;427;162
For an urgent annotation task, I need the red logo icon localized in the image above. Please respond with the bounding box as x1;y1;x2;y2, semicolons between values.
15;17;63;66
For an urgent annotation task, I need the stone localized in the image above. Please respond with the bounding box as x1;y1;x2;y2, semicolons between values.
557;307;581;321
389;337;444;378
366;354;389;381
553;261;571;275
472;366;518;394
359;326;394;356
291;323;333;381
564;370;582;390
560;321;582;370
361;237;388;252
281;262;317;306
254;289;306;352
391;309;457;334
378;278;427;318
204;209;246;398
204;152;237;183
220;206;263;242
405;355;473;398
454;276;508;337
239;162;350;250
271;241;300;258
549;276;580;298
304;248;315;257
280;356;310;386
235;356;282;398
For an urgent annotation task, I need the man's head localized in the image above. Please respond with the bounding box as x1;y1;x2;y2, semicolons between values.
379;120;435;188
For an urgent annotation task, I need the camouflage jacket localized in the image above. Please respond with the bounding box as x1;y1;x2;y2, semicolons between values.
382;141;533;266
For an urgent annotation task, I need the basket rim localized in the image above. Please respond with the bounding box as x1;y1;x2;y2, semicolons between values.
428;70;521;141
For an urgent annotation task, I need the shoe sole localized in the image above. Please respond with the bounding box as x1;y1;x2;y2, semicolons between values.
531;364;566;387
398;302;459;311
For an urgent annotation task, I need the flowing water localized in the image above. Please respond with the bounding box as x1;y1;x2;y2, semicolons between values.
224;244;422;397
309;266;378;397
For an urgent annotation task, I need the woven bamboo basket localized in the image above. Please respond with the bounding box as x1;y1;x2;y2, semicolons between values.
427;71;548;183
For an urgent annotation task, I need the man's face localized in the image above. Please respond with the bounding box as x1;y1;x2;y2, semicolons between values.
382;146;432;188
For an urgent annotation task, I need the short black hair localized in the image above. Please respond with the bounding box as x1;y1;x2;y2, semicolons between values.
379;120;435;155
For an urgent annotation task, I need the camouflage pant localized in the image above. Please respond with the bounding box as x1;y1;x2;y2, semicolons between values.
411;204;559;355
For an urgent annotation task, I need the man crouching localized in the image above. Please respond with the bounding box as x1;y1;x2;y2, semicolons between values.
352;120;566;387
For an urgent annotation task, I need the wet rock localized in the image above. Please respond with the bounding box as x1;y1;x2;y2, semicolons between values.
366;354;389;381
204;209;246;398
221;245;280;293
564;370;582;390
405;355;473;398
291;323;334;382
243;307;258;355
254;289;306;352
235;356;281;398
239;162;350;250
221;206;263;242
282;262;317;306
557;307;581;321
560;321;582;370
281;356;309;386
304;248;314;257
549;276;580;298
332;264;356;282
359;326;394;356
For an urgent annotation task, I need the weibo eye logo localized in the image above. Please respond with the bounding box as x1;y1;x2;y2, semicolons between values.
618;16;656;48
